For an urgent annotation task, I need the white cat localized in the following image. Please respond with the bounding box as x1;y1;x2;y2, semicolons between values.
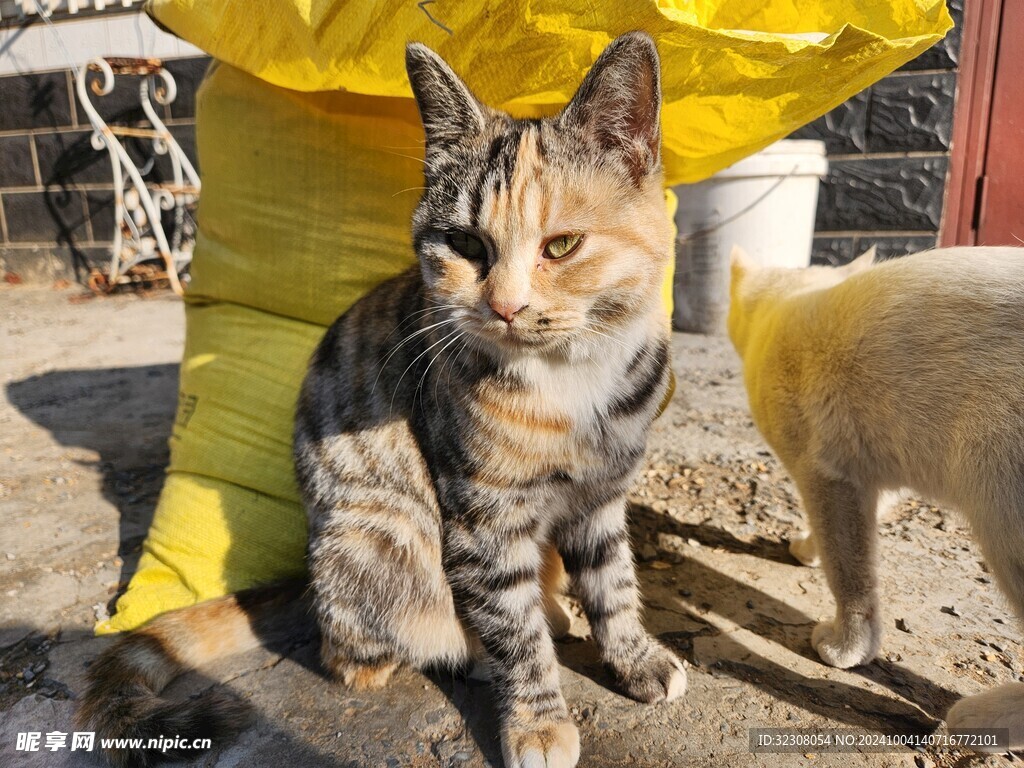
728;245;1024;751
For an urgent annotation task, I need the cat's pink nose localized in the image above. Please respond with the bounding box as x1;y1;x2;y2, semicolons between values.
490;300;527;324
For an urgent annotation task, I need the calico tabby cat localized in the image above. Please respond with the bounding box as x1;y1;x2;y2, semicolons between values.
78;32;685;768
729;245;1024;751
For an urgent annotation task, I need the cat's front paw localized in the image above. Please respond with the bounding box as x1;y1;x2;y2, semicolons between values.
811;615;881;669
613;642;687;704
946;683;1024;752
501;719;580;768
788;531;820;567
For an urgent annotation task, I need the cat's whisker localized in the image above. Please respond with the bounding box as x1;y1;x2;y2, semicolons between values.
377;320;458;375
381;304;460;345
389;327;463;415
416;329;466;409
383;314;459;352
414;297;463;315
589;318;634;340
393;326;462;413
580;326;633;353
453;333;478;384
381;149;427;165
392;186;428;197
421;296;462;309
447;332;475;383
433;331;467;406
372;317;461;395
442;340;467;403
408;302;461;317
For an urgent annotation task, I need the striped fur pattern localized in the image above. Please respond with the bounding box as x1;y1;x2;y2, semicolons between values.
294;33;683;768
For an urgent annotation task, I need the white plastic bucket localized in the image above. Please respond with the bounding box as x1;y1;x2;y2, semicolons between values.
672;139;828;334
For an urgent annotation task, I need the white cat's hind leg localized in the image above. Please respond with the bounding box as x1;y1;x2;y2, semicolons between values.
788;530;820;567
946;683;1024;752
798;474;883;668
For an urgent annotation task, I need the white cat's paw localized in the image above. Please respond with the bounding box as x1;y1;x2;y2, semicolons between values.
664;664;688;702
811;615;880;669
788;531;820;567
946;683;1024;752
501;720;580;768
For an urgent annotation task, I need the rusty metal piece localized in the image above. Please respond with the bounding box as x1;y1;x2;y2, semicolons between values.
95;57;165;76
159;184;201;196
107;126;166;139
86;268;109;294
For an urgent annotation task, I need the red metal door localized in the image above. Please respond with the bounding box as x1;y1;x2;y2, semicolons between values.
975;0;1024;244
943;0;1024;246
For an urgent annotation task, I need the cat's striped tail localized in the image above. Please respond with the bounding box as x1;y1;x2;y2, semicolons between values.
75;581;307;767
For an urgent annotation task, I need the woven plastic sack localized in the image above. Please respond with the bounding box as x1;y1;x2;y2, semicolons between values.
147;0;951;184
100;0;950;633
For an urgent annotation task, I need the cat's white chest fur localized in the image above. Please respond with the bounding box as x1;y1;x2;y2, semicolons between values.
511;319;655;427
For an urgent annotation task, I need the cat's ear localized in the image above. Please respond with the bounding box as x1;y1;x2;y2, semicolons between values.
730;245;756;283
842;246;877;275
406;43;486;150
560;31;662;182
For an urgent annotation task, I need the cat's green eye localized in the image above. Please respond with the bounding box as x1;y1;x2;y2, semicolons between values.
446;230;486;261
543;233;584;260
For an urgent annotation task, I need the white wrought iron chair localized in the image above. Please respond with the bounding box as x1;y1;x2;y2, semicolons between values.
77;56;199;295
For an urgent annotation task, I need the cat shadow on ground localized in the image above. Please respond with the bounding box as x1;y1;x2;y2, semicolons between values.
633;511;796;565
556;503;962;734
426;668;506;765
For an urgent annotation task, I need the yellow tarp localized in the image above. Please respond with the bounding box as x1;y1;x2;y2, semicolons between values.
147;0;951;184
101;0;950;633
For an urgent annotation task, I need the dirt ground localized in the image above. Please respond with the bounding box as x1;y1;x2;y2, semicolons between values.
1;284;1021;768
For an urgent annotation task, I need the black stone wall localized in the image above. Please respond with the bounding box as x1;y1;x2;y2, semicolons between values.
793;0;964;264
0;56;208;282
